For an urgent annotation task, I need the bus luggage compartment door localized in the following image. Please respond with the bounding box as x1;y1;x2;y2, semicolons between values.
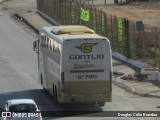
63;70;111;94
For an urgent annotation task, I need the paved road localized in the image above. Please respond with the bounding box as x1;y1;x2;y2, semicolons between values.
0;13;160;120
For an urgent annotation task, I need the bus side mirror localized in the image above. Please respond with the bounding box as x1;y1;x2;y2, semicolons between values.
33;40;39;53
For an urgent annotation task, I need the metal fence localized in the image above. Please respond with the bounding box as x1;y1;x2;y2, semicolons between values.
37;0;160;70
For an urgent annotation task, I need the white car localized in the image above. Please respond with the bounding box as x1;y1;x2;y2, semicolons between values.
0;99;42;120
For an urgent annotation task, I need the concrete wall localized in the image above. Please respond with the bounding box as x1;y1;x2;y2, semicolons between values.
112;51;152;69
113;51;160;81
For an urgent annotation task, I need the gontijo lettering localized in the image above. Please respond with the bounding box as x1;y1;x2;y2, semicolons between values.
69;54;104;60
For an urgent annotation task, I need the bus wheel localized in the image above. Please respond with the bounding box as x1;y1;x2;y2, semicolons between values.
43;87;47;93
98;102;105;107
53;88;58;105
41;74;47;93
40;74;43;85
54;88;62;107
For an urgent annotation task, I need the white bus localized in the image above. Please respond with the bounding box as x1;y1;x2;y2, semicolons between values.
33;25;112;106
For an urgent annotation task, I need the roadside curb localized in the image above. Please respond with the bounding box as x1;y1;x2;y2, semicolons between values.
113;79;135;92
14;13;39;34
37;10;60;26
113;79;160;98
14;11;60;33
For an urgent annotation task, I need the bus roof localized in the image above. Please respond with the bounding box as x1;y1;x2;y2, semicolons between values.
41;26;106;42
50;25;94;34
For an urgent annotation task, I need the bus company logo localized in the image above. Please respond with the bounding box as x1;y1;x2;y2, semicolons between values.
75;43;97;53
2;112;11;118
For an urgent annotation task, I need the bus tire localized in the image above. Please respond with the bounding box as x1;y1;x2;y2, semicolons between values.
41;74;47;93
114;0;118;4
43;87;47;93
53;88;58;105
98;102;105;107
54;88;62;107
40;74;43;85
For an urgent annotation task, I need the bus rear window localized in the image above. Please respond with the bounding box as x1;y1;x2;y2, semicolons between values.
65;39;108;63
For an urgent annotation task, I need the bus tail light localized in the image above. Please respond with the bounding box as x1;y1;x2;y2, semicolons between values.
110;71;112;92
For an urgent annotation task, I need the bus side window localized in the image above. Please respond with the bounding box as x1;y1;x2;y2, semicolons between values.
45;37;49;48
53;40;60;52
59;44;62;53
49;38;54;51
48;38;53;50
40;33;46;47
50;39;54;51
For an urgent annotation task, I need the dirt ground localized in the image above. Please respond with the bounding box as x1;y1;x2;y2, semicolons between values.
1;0;160;28
0;0;36;14
94;2;160;28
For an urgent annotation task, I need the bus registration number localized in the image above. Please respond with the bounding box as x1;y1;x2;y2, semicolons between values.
78;75;97;80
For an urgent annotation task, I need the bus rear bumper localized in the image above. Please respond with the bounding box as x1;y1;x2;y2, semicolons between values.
59;92;112;103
